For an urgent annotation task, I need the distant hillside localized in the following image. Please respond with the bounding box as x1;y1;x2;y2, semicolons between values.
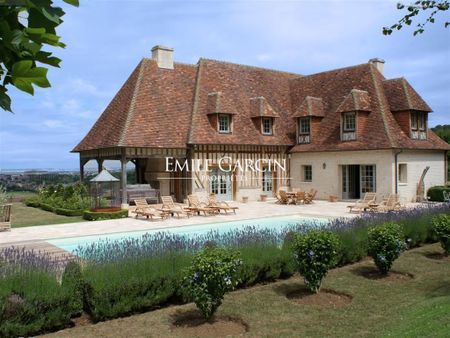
432;124;450;144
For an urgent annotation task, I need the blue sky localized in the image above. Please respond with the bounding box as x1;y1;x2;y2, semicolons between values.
0;0;449;170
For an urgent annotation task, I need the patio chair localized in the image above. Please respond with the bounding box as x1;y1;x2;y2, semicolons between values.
161;196;190;218
295;191;306;205
279;190;294;205
347;192;377;213
188;195;219;216
0;204;12;231
304;189;317;204
133;199;168;220
207;194;238;214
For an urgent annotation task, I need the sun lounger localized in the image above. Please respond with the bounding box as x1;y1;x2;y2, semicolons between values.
347;192;377;213
375;194;402;212
187;195;219;216
133;199;168;220
0;204;12;231
207;194;238;214
160;196;190;218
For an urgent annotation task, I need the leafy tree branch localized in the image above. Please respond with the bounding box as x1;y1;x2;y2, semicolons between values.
0;0;78;112
383;1;449;36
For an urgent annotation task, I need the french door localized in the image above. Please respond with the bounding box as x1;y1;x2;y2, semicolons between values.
342;165;376;199
210;168;232;201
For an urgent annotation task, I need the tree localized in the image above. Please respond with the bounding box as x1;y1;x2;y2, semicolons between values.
383;1;449;36
432;124;450;143
0;0;78;112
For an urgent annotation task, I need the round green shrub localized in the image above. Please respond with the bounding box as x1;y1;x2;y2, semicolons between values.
432;214;450;255
291;230;341;293
368;222;406;274
427;185;450;202
183;246;242;320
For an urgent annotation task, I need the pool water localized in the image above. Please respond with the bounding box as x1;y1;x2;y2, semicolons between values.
48;215;329;253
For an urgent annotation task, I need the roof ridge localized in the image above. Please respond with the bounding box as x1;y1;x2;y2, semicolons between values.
292;63;370;81
118;59;146;146
382;77;406;82
400;77;413;108
143;58;197;68
188;59;204;144
199;57;302;76
369;63;396;147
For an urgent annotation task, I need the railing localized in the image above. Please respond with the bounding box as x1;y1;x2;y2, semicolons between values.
411;130;427;140
342;132;356;141
297;135;310;144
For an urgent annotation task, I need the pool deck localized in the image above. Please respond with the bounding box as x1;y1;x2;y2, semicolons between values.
0;200;357;247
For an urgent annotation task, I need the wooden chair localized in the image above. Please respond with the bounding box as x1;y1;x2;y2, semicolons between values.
304;189;317;204
133;199;168;220
160;196;190;218
0;204;12;231
188;195;219;216
207;194;238;214
295;191;306;205
347;192;377;213
278;190;293;205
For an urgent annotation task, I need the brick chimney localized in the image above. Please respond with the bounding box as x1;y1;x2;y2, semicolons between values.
151;45;174;69
369;58;385;75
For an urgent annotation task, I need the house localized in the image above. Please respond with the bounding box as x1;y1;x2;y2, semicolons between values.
73;46;449;205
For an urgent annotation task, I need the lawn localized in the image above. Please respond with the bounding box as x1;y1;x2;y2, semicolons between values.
3;191;84;228
43;243;450;338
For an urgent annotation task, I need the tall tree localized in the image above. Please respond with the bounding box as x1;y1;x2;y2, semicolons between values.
383;1;449;35
0;0;78;112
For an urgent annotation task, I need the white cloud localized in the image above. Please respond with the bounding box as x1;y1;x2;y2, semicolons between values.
43;119;64;129
66;78;113;98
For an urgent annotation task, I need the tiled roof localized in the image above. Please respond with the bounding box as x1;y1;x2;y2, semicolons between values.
74;57;449;153
293;96;325;118
383;78;432;112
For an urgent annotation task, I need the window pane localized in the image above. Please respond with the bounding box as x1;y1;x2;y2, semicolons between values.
398;164;407;183
303;165;312;182
343;113;356;131
262;118;272;134
360;165;376;193
299;118;310;135
219;115;230;132
411;112;418;130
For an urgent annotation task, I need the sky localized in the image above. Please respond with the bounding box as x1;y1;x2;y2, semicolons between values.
0;0;449;170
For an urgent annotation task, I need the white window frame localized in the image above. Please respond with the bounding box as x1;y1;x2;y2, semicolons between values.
343;112;356;132
218;114;231;134
299;117;311;135
262;117;273;135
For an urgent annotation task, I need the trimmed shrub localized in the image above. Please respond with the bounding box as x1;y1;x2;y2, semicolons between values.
432;214;450;255
183;246;242;320
54;207;84;216
291;230;341;293
427;185;450;202
82;209;128;221
368;222;406;274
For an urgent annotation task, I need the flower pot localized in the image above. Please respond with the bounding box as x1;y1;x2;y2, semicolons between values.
260;194;268;202
242;196;249;203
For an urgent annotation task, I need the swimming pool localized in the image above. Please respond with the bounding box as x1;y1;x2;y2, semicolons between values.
48;214;329;253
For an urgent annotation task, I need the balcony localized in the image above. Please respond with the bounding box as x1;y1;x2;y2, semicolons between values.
298;135;310;144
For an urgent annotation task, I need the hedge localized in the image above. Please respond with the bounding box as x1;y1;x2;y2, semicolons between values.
24;199;84;217
82;209;129;221
427;185;450;202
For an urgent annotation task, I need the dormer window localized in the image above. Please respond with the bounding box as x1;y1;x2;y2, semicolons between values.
297;117;311;144
342;112;356;141
218;114;231;133
262;117;273;135
410;112;427;139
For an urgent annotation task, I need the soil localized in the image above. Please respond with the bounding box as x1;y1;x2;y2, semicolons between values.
71;313;93;327
90;207;122;212
423;251;450;261
170;310;248;337
287;289;352;308
352;266;414;282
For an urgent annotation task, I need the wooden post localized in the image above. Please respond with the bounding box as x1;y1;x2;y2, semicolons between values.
97;159;104;173
121;153;128;207
80;158;88;183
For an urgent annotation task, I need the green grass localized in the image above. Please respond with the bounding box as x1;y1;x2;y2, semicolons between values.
11;202;83;228
42;243;450;338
